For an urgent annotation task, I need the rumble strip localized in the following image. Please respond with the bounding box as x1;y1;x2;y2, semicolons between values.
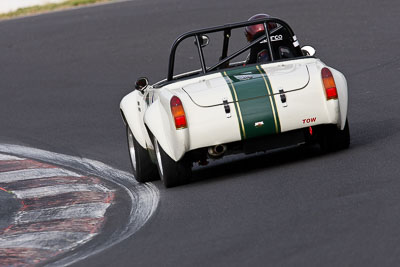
0;144;159;267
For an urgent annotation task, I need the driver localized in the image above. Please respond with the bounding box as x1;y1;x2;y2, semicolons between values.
245;13;277;64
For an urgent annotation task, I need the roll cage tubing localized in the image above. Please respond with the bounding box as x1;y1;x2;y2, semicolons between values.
167;17;300;81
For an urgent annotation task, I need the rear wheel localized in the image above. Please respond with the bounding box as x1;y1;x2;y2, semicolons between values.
319;119;350;152
126;126;158;183
153;137;191;188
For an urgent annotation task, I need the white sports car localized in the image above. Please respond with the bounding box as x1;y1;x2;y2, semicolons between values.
120;17;350;187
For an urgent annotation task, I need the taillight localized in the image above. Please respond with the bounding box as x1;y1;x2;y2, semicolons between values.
321;67;338;100
170;96;187;129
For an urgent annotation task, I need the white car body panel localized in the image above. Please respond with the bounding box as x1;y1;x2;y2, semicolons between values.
120;91;148;149
330;67;348;130
144;95;189;161
181;73;234;106
181;92;242;150
260;61;310;93
269;60;340;132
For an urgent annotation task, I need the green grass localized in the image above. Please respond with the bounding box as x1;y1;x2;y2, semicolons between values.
0;0;113;20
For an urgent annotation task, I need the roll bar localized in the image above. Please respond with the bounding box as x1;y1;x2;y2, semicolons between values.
167;17;300;81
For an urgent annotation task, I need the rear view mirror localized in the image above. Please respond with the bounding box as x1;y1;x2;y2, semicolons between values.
194;35;210;48
135;77;149;92
301;46;316;56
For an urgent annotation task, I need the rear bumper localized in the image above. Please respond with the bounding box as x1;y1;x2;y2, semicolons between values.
185;125;328;163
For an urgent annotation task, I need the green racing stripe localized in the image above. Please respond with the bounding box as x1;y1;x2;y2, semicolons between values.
222;65;281;140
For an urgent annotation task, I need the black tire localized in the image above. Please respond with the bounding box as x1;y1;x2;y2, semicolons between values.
126;126;159;183
153;137;191;188
319;119;350;152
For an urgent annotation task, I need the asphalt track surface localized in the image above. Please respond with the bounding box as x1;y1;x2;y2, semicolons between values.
1;0;400;266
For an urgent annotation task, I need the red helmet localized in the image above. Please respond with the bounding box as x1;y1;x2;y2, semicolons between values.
245;14;277;42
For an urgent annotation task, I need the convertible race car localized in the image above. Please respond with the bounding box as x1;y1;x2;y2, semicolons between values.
120;16;350;187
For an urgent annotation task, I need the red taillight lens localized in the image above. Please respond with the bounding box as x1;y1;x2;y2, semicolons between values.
170;96;187;129
321;67;338;100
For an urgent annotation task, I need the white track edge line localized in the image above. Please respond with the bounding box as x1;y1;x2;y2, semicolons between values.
0;168;81;183
12;183;113;199
15;202;111;224
0;154;25;161
0;231;96;251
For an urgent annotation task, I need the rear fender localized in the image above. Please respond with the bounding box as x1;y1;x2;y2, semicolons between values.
120;90;152;149
144;97;189;161
330;67;348;130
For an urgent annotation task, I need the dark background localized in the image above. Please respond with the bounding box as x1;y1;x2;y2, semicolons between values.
1;0;400;266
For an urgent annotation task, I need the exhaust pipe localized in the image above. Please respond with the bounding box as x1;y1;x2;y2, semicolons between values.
208;145;227;159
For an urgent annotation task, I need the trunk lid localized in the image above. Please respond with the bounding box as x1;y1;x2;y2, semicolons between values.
182;62;310;107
